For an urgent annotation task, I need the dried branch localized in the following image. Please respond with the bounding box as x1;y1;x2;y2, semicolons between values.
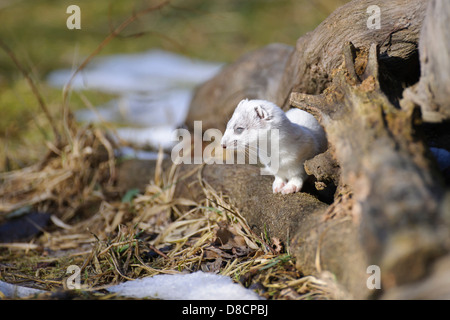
0;39;61;144
61;0;172;144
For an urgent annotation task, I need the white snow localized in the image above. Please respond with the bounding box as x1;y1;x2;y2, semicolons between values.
47;49;223;94
47;49;223;151
115;126;178;150
0;281;45;298
107;271;262;300
0;272;262;300
115;146;163;161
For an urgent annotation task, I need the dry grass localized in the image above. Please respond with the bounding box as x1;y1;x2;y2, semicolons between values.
0;123;341;299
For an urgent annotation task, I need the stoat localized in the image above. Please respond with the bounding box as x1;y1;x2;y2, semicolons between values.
220;99;327;194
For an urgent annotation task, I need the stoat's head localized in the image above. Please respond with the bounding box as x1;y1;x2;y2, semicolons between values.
220;99;285;149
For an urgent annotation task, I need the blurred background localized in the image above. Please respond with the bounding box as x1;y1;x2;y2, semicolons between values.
0;0;349;171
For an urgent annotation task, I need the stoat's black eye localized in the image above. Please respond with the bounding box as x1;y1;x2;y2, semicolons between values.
235;127;244;134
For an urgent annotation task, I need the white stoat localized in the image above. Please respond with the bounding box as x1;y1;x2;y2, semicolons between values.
220;99;327;194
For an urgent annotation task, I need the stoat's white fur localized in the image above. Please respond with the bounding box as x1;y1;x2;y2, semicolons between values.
220;99;327;194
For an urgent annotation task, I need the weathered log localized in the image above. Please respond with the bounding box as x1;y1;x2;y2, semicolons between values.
291;41;448;291
401;0;450;122
277;0;428;108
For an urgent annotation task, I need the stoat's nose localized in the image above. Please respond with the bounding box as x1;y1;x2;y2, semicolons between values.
220;137;227;149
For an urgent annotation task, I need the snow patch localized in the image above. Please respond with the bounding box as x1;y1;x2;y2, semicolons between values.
107;271;262;300
47;50;222;151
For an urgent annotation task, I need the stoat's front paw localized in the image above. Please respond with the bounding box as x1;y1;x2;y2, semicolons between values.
280;179;303;194
272;179;285;193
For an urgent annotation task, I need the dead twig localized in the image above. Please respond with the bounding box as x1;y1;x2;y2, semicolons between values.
0;39;61;145
61;0;172;145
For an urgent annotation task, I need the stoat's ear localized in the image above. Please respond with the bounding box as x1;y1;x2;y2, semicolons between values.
236;98;248;109
254;105;272;120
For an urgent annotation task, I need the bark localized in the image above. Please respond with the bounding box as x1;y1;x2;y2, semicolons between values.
290;42;448;292
277;0;428;108
401;0;450;122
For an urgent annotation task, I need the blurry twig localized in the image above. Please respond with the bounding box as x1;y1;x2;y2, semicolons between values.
62;0;171;145
115;30;184;52
0;38;61;145
108;2;183;51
